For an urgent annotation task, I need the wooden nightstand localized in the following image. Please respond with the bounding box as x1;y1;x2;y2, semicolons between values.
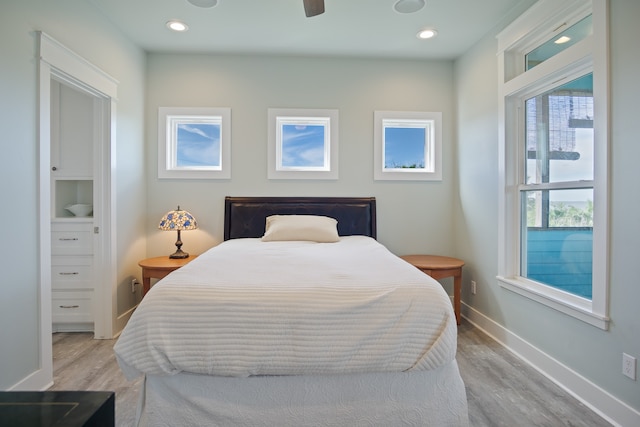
138;255;197;295
400;254;464;325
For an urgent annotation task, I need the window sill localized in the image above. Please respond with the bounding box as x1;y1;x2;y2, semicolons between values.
497;275;609;330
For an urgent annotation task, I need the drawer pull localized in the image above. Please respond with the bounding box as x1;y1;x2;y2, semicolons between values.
58;238;79;241
59;305;80;309
59;272;79;275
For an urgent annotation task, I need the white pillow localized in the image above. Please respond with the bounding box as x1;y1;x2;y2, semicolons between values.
261;215;339;242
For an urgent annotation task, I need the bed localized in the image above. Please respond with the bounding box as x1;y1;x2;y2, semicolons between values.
115;196;469;426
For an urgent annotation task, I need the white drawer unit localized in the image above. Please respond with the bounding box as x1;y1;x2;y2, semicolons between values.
52;256;94;290
51;222;93;256
51;220;95;331
51;290;94;332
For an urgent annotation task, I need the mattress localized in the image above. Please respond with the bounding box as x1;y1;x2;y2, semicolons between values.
114;236;457;379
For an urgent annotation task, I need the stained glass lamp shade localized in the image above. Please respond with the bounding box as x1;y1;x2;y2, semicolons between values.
158;206;198;259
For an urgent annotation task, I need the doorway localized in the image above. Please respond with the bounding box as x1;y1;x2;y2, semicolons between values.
38;32;117;386
50;77;104;333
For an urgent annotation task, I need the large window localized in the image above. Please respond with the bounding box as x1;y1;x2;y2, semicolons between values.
497;0;609;329
522;74;594;299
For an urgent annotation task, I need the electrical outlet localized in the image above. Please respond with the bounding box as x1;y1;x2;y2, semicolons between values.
131;279;138;294
623;353;636;380
471;280;477;295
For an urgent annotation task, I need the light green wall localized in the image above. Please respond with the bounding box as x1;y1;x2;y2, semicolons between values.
0;0;40;388
0;0;146;388
145;53;456;259
455;0;640;415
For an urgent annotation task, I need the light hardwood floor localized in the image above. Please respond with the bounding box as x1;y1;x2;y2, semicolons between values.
50;320;611;427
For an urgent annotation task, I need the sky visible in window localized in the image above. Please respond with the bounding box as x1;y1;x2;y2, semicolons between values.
176;123;221;167
525;86;594;204
384;127;426;169
527;128;593;205
281;124;326;167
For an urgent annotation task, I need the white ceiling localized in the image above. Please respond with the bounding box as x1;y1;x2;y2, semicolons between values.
87;0;532;60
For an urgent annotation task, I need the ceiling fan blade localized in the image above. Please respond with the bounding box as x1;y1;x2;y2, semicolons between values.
303;0;325;17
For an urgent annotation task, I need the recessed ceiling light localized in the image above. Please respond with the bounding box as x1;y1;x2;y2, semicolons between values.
394;0;426;14
187;0;218;8
554;36;571;44
166;20;189;32
417;28;438;40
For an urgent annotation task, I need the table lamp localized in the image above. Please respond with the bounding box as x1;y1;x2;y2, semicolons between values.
158;205;198;259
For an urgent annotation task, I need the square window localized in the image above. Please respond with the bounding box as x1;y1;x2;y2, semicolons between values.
278;118;330;171
268;108;338;180
158;107;231;179
374;111;442;181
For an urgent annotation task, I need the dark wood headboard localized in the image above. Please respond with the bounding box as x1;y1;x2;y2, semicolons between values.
224;196;377;240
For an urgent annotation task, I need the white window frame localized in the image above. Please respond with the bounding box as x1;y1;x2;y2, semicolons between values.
158;107;231;179
496;0;609;329
267;108;338;180
374;111;442;181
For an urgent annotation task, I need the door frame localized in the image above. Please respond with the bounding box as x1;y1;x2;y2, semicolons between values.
37;31;118;386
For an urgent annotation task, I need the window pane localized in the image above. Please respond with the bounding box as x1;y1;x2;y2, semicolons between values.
522;189;593;299
384;126;426;169
176;122;221;168
281;124;326;168
525;188;593;228
525;15;592;70
525;74;593;184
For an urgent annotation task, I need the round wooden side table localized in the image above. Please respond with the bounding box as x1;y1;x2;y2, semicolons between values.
138;255;197;295
400;254;464;325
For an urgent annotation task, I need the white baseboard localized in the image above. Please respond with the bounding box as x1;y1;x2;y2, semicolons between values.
9;367;53;391
11;305;138;389
113;304;138;339
461;303;640;427
52;322;94;333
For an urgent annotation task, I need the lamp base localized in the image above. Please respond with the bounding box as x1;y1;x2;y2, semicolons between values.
169;249;189;259
169;229;189;259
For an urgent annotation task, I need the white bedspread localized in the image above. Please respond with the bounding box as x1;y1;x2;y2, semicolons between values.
138;364;469;427
115;236;457;379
